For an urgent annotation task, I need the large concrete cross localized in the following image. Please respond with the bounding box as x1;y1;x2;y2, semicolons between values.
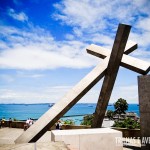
87;39;150;128
15;24;150;143
87;27;150;128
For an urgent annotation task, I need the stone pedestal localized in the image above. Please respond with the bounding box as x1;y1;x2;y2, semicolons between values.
138;75;150;150
51;128;123;150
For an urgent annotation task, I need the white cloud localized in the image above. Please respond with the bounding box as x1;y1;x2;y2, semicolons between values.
65;34;74;40
16;71;45;78
73;27;83;37
0;41;9;50
110;85;138;103
53;0;106;33
0;77;139;104
0;25;98;70
0;41;96;70
8;8;28;22
131;49;150;60
53;0;150;30
0;86;72;103
53;0;150;52
0;74;14;83
54;1;98;28
79;83;139;104
1;1;150;70
89;34;114;48
137;18;150;32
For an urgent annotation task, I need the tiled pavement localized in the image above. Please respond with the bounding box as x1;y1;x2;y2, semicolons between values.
0;128;141;150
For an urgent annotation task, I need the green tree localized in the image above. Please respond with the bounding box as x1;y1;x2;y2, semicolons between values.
107;110;114;120
114;98;128;119
63;119;74;125
81;114;93;126
113;118;140;129
13;118;18;121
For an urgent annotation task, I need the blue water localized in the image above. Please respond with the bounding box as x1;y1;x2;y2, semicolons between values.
0;103;139;125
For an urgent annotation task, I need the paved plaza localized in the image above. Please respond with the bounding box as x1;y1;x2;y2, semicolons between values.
0;128;68;150
0;128;141;150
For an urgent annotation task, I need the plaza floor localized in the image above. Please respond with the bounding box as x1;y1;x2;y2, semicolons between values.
0;128;68;150
0;127;141;150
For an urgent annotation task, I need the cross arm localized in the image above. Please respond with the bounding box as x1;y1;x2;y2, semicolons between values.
86;44;150;75
87;41;137;59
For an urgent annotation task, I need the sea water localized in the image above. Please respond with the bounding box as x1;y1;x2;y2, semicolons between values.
0;103;139;125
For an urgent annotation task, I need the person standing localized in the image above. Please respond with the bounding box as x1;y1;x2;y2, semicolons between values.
55;120;62;130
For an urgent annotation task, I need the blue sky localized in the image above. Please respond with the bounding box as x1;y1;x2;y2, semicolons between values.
0;0;150;104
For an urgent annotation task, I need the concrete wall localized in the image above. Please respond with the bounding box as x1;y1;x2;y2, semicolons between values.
3;121;25;129
138;75;150;150
112;127;141;138
2;121;141;138
51;128;123;150
2;120;90;130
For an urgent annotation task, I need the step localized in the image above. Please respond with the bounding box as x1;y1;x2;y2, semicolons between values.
0;141;69;150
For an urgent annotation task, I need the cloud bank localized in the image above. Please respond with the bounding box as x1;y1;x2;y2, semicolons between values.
0;0;150;70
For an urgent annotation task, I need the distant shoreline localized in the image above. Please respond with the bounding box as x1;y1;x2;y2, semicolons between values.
0;103;139;105
0;103;140;125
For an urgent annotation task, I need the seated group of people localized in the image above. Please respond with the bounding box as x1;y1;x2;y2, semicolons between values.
24;118;34;130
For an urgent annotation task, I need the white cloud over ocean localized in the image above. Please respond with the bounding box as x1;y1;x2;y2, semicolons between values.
0;82;138;104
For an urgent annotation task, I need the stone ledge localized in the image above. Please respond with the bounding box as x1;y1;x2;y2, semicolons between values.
51;128;123;150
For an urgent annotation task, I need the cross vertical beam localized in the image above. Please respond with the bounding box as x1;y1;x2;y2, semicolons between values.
92;24;131;128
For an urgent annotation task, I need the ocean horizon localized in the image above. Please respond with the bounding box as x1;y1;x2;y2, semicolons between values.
0;103;140;125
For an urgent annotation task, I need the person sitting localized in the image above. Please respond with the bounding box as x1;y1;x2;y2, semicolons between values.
29;118;34;127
